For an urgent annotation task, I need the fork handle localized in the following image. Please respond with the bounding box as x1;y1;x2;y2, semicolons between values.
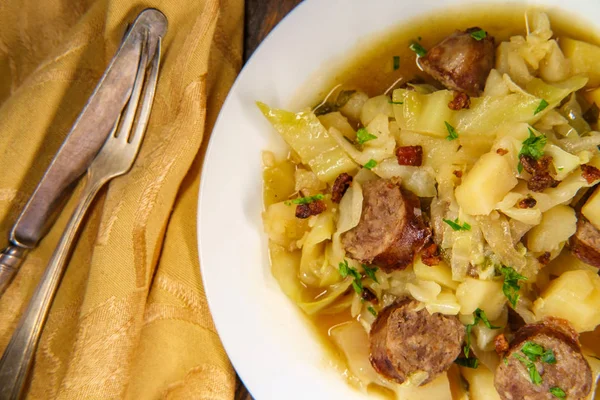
0;176;104;400
0;246;26;296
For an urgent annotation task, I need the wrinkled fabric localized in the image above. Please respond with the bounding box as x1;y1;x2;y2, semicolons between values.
0;0;243;398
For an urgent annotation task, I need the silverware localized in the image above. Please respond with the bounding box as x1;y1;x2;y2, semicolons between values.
0;27;162;400
0;8;168;296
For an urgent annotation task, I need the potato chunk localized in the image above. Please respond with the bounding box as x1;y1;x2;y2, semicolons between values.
526;205;577;253
582;187;600;231
561;37;600;87
456;278;506;321
456;152;518;215
533;270;600;332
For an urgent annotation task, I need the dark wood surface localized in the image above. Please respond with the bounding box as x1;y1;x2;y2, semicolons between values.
234;1;303;399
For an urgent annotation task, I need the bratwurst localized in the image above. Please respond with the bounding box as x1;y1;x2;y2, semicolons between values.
369;299;465;385
494;318;592;400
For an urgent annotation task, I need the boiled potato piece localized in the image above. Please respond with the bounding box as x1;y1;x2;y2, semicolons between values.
426;290;461;316
360;95;393;126
533;270;600;332
262;202;309;250
413;258;459;290
546;250;598;276
526;205;577;253
456;278;506;320
461;364;502;400
456;152;518;215
582;186;600;231
318;112;356;141
561;37;600;87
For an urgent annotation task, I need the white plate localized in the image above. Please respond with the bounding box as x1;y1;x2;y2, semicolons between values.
198;1;600;399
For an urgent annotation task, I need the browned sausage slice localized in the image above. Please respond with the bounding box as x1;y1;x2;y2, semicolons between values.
341;178;430;272
420;27;495;96
369;299;465;385
494;319;592;400
570;217;600;268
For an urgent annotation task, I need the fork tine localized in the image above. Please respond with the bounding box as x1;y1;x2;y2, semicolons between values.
127;35;161;150
115;30;150;142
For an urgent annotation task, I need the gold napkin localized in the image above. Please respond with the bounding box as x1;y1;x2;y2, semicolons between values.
0;0;243;398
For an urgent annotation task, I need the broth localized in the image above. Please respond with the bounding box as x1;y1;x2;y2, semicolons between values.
279;3;600;398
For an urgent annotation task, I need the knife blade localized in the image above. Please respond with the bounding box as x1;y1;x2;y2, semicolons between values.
0;9;168;296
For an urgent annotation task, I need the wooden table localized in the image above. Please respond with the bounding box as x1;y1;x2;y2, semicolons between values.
235;1;302;398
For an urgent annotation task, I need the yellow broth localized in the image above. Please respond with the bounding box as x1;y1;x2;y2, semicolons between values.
268;4;600;398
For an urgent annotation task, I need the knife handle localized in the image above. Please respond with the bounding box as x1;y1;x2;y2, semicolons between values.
0;245;26;296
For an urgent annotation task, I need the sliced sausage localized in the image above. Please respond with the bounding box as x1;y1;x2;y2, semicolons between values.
369;299;465;385
494;318;592;400
420;27;495;96
341;178;430;272
569;216;600;267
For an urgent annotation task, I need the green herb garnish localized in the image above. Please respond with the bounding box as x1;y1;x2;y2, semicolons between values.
470;29;487;41
534;99;549;115
522;342;545;361
517;128;547;173
339;259;366;296
357;127;377;144
542;349;557;364
445;121;459;141
549;387;566;399
443;218;471;231
464;308;501;358
362;265;379;283
388;100;404;105
393;55;400;70
503;358;508;365
455;357;479;368
513;353;543;385
285;194;324;206
363;159;377;170
367;306;378;317
499;266;527;307
409;42;427;57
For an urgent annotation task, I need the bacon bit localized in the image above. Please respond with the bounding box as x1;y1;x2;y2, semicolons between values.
538;252;551;265
396;145;423;166
295;200;327;219
361;287;378;303
520;155;560;192
494;334;510;355
496;148;509;156
331;173;353;203
453;170;463;178
582;164;600;184
448;91;471;110
421;242;442;266
517;196;537;209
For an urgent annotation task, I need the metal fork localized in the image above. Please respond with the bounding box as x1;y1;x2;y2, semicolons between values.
0;30;161;400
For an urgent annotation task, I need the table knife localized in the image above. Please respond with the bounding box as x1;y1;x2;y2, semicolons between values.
0;9;167;296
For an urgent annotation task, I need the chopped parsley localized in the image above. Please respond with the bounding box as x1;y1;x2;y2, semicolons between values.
503;358;509;365
388;100;404;105
464;308;501;358
443;218;471;231
393;55;400;70
550;387;566;399
534;99;549;115
409;42;427;57
499;266;527;308
518;128;547;173
455;357;479;368
339;259;367;296
445;121;459;141
513;353;542;385
521;342;544;361
362;264;379;283
363;159;377;170
356;127;377;144
470;29;488;41
285;194;324;206
542;349;557;364
367;306;378;317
